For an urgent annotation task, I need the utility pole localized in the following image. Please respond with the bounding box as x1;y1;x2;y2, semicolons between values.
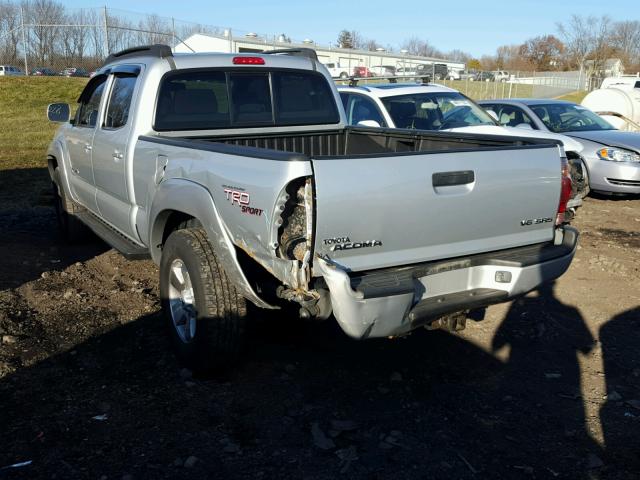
103;6;109;57
20;4;28;74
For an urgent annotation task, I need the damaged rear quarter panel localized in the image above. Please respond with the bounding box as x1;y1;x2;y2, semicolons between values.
164;148;314;286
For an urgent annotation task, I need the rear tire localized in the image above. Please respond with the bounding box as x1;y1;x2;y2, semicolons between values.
160;228;247;372
339;72;348;79
52;171;87;243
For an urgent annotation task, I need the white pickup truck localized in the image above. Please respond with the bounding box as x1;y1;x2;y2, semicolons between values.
47;45;577;371
322;62;350;79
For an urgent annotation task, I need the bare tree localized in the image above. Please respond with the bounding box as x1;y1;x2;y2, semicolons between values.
25;0;65;66
0;1;21;63
557;14;612;71
401;37;442;58
611;20;640;68
446;49;471;63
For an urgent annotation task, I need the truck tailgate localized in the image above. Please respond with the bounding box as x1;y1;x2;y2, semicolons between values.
312;145;563;272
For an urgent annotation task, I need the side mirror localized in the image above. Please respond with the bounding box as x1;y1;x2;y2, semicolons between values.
357;120;381;128
515;123;533;130
486;110;499;122
47;103;70;123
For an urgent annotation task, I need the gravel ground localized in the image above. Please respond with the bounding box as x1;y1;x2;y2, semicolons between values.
0;174;639;479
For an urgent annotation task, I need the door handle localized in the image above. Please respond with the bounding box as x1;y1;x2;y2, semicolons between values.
71;167;79;175
432;170;475;187
84;143;92;152
113;150;124;160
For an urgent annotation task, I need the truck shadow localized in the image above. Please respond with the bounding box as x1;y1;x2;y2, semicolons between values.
0;167;108;289
0;288;616;479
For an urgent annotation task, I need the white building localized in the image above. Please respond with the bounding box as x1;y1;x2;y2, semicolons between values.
174;32;465;75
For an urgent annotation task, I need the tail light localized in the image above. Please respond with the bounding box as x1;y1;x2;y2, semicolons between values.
556;157;572;225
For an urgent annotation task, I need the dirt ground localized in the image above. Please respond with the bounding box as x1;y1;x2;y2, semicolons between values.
0;169;639;479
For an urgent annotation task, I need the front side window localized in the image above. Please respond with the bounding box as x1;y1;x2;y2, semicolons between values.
484;104;537;129
381;92;495;130
104;75;137;129
77;76;107;127
154;69;340;131
529;103;615;133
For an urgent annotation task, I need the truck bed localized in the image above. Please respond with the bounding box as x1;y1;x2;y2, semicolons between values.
144;126;560;159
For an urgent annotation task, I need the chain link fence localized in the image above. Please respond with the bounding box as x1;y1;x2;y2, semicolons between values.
0;5;226;76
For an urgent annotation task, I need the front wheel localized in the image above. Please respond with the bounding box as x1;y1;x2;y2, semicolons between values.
580;161;591;197
339;72;348;79
52;172;87;243
160;228;247;372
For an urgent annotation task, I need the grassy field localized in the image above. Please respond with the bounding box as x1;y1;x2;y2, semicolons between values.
555;90;589;103
0;77;86;170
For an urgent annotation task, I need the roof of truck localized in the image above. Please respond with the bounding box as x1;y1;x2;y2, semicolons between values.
101;44;320;73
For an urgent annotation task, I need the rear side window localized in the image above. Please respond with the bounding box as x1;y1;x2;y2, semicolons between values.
155;71;230;131
154;69;339;131
272;71;339;125
104;75;137;129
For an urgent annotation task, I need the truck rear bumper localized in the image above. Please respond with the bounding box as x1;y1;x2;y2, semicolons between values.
315;227;578;339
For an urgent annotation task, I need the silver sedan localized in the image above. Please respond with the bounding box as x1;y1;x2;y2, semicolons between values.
479;99;640;195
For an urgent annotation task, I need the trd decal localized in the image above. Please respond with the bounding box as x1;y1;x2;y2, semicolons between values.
223;187;263;216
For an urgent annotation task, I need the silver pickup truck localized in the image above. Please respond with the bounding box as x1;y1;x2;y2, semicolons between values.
47;45;578;370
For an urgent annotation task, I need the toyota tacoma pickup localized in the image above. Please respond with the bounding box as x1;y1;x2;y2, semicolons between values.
47;45;578;370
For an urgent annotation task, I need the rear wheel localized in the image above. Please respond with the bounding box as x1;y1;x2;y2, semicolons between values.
160;227;247;372
339;71;348;79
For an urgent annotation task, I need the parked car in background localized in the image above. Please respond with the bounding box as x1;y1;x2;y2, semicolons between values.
337;83;588;208
416;63;449;81
59;67;90;77
446;70;461;80
492;70;510;82
458;71;476;81
322;62;350;79
0;65;24;76
473;71;495;82
31;67;57;76
369;65;395;77
353;65;373;77
395;66;417;76
479;99;640;195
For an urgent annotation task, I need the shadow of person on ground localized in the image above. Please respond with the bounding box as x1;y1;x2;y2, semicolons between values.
599;306;640;476
491;281;602;476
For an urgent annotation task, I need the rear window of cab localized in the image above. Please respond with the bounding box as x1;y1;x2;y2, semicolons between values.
154;69;340;131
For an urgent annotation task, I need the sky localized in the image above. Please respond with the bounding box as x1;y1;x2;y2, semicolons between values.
61;0;636;57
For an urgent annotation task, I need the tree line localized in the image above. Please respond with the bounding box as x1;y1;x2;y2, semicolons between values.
2;1;638;74
338;15;640;73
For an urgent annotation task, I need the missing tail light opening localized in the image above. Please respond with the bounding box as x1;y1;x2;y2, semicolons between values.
277;178;313;262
